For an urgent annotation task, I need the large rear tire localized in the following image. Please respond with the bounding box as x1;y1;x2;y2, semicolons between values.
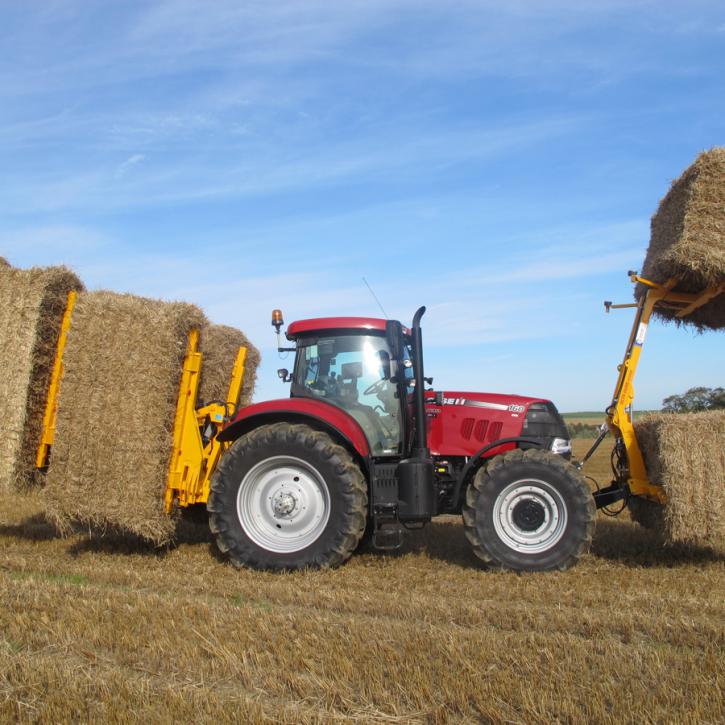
462;448;596;571
207;423;367;571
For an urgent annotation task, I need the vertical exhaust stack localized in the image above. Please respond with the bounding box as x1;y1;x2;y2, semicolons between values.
397;306;435;522
411;306;429;457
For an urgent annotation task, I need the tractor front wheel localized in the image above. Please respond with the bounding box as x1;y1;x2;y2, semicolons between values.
207;423;367;571
462;448;595;571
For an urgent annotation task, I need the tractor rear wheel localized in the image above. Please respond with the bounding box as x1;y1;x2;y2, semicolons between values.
462;448;596;571
207;423;367;571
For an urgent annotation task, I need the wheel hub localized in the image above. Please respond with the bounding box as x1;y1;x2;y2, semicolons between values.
512;498;546;531
272;490;298;518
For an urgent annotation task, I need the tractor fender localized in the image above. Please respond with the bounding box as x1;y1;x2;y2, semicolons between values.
217;398;371;462
452;436;543;508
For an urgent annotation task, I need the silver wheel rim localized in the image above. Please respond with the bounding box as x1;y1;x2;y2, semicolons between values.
236;455;331;553
492;478;567;554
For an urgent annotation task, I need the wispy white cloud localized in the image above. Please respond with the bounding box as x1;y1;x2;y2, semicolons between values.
0;114;584;213
115;153;145;178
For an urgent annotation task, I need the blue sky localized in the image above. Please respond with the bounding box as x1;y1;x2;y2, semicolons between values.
1;1;724;411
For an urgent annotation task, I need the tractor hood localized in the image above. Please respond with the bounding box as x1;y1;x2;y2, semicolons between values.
424;390;569;459
424;390;548;413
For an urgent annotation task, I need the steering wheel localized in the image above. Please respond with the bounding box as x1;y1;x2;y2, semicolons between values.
363;378;389;396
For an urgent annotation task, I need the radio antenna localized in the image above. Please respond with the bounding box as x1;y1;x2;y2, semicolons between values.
362;276;389;319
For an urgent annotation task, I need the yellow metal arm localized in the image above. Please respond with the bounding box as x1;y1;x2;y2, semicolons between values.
164;344;247;512
36;290;77;469
606;275;723;503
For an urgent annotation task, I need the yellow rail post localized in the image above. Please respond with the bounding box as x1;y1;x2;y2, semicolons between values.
164;330;203;513
36;290;77;470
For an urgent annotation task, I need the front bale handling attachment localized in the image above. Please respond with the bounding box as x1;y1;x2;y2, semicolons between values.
35;296;247;515
581;272;725;511
164;334;247;512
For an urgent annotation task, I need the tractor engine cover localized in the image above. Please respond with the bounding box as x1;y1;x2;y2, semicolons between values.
425;391;569;458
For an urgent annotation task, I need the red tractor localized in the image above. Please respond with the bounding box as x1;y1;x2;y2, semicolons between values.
208;307;597;572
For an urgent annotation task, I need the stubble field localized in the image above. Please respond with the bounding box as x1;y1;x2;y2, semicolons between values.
1;440;723;724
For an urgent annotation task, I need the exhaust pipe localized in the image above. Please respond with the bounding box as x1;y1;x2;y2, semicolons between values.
397;306;434;522
411;306;429;456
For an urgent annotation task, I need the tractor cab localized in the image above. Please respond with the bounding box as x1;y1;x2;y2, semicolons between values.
284;317;414;457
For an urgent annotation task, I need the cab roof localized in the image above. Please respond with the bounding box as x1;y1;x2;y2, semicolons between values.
286;316;411;339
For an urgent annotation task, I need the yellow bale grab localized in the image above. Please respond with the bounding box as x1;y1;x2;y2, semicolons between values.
583;272;724;506
164;333;247;512
34;300;247;515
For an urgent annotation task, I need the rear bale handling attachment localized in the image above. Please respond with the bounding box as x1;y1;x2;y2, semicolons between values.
583;272;724;511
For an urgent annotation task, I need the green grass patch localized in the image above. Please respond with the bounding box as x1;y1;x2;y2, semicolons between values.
9;570;90;586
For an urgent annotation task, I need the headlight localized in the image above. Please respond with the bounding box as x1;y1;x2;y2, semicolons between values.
550;437;572;455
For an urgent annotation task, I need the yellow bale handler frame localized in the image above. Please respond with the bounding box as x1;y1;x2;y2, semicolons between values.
36;292;247;514
583;272;725;506
164;332;247;513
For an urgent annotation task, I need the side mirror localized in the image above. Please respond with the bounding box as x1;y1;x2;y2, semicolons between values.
277;368;292;383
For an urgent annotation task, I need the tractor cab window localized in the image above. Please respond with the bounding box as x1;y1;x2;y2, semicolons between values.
293;334;402;455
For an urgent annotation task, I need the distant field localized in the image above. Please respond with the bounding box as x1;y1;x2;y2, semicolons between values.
562;411;605;419
0;439;722;723
563;412;658;438
563;411;658;423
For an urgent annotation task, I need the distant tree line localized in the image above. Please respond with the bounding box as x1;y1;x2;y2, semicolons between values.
566;386;723;438
661;386;725;414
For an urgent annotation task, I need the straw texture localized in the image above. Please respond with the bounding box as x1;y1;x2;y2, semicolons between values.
199;324;260;410
0;264;83;492
43;291;207;544
638;147;725;329
634;411;725;549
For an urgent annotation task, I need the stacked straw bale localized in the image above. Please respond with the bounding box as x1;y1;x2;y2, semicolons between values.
633;411;725;549
0;256;10;267
199;324;260;409
637;147;725;329
43;291;207;544
0;263;83;492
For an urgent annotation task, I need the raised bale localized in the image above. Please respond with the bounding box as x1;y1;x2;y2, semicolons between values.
43;291;207;544
633;410;725;549
0;264;83;492
199;324;260;410
637;147;725;329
